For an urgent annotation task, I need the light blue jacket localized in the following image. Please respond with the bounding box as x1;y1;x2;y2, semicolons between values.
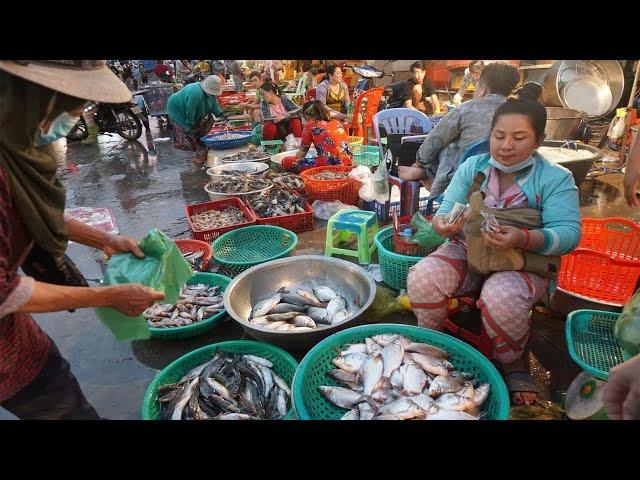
435;152;581;256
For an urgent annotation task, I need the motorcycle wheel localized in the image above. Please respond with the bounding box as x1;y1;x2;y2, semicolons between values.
116;110;143;140
66;117;89;141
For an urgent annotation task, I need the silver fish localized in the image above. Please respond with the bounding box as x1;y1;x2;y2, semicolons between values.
292;315;316;328
365;338;382;356
327;368;359;387
358;401;378;420
378;398;426;420
243;355;273;368
217;413;258;420
318;386;368;409
341;408;360;420
264;312;300;322
326;296;346;317
340;343;368;356
427;375;464;398
435;393;476;412
267;303;307;314
473;383;491;406
276;323;295;331
425;408;478;420
373;413;404;420
296;288;322;306
390;368;404;391
359;355;384;396
404;342;450;360
264;321;286;330
251;294;282;318
402;363;429;395
411;353;450;376
406;393;436;413
332;310;350;324
332;353;369;374
272;372;291;397
458;382;475;400
382;340;405;378
371;334;413;348
313;285;338;302
307;307;332;325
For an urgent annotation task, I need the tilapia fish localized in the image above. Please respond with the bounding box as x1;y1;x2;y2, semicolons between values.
318;334;489;420
144;283;224;328
158;351;290;420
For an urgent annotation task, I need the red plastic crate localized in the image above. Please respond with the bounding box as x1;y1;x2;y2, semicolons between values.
246;193;315;233
185;197;256;244
301;165;360;205
558;217;640;306
174;239;213;270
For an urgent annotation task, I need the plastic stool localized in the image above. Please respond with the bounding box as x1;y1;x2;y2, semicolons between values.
325;210;379;265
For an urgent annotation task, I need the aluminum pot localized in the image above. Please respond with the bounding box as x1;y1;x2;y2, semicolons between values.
542;61;624;117
223;255;377;351
539;140;603;186
545;107;586;140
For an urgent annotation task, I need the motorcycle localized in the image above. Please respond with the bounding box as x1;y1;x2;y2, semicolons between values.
66;101;143;141
350;61;395;103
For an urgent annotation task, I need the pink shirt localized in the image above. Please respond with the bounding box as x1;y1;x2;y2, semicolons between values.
483;166;528;209
269;98;288;118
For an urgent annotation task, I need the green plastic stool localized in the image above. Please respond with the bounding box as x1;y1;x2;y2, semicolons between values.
325;210;378;265
260;140;284;155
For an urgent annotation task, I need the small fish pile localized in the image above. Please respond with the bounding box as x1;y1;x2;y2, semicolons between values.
247;188;306;218
266;171;305;190
180;250;207;271
144;284;224;328
206;174;270;194
158;351;290;420
248;286;351;331
190;205;247;231
318;333;491;420
222;150;270;162
311;171;349;181
215;132;248;141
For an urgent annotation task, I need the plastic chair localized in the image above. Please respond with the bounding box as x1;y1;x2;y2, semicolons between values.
350;87;385;144
421;138;490;216
284;75;307;104
325;210;379;265
373;108;432;145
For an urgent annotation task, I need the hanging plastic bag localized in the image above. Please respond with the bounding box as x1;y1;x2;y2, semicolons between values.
615;289;640;358
250;123;263;146
311;200;359;220
95;229;194;341
373;164;390;203
284;133;299;151
349;166;375;202
410;212;446;250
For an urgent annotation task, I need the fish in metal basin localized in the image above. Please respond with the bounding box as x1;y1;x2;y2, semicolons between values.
326;296;347;318
251;294;282;319
313;285;338;302
307;306;332;325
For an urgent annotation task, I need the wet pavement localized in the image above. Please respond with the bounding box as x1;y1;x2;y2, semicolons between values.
2;122;638;419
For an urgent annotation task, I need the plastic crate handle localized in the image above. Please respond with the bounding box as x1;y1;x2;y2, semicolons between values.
567;247;640;267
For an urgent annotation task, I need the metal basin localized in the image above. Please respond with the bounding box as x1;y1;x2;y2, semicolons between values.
223;255;377;351
545;107;585;140
539;140;603;186
542;61;624;118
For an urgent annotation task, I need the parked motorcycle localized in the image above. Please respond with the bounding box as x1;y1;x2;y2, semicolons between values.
66;101;143;141
350;61;395;101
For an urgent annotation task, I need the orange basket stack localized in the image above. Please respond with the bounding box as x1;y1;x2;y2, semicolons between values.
301;165;361;205
558;217;640;306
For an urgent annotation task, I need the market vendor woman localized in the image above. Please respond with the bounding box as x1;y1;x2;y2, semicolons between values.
0;60;164;419
167;75;226;164
281;100;353;172
407;96;581;406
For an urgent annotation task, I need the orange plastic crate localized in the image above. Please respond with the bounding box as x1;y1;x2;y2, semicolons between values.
174;239;213;270
246;193;315;233
558;217;640;306
301;165;361;205
185;197;256;244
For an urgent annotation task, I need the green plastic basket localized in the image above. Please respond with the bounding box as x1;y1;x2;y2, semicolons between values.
212;225;298;277
566;309;625;380
142;340;299;420
352;145;381;167
292;324;510;420
148;272;231;340
375;227;427;291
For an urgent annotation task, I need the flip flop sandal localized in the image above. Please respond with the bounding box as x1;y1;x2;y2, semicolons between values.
506;371;539;405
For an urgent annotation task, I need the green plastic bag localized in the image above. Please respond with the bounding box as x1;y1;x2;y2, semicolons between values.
410;212;446;251
250;123;263;146
365;285;409;321
615;289;640;358
95;229;194;341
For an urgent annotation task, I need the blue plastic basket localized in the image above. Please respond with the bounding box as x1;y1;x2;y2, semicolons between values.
201;131;253;150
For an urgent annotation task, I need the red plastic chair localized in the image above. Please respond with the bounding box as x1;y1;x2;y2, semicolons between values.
304;88;317;102
350;87;384;144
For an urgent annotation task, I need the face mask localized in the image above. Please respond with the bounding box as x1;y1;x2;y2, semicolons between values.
35;112;81;147
488;155;535;174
